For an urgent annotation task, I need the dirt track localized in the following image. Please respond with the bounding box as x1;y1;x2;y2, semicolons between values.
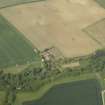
1;0;105;57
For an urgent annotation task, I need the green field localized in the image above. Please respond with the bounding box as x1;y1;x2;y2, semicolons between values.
0;0;45;9
83;18;105;47
23;79;102;105
0;16;40;68
96;0;105;8
0;91;5;105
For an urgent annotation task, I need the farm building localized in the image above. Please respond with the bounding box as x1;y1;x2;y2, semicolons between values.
41;47;64;61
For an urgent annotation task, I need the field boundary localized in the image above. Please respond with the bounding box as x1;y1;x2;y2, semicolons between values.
83;29;103;47
0;15;41;68
96;0;105;9
0;0;46;9
0;15;36;49
83;18;105;48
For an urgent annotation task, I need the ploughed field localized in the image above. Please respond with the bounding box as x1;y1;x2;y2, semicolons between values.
0;16;39;68
24;79;103;105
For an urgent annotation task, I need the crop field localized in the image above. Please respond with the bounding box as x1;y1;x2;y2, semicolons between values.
0;16;40;68
1;0;105;57
0;0;45;9
24;79;102;105
96;0;105;8
84;18;105;47
0;91;5;105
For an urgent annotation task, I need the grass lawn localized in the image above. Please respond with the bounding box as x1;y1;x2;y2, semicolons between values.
23;79;102;105
15;73;97;105
0;0;45;9
0;15;40;68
